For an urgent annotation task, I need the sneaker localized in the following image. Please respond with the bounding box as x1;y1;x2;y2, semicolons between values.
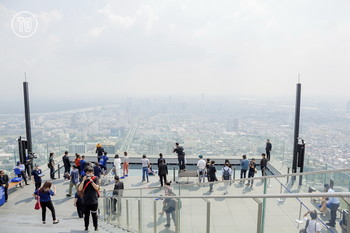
85;228;88;231
66;194;72;197
164;224;170;228
125;174;128;177
95;227;98;231
43;221;46;224
326;223;335;227
120;176;125;179
53;220;59;224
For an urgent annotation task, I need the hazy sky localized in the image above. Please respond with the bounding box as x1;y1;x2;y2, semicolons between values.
1;0;350;106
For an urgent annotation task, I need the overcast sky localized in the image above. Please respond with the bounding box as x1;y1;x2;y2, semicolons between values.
1;0;350;107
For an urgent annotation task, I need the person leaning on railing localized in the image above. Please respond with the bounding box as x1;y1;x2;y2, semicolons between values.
324;184;340;227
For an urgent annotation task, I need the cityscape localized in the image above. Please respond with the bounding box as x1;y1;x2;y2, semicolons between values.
1;95;350;174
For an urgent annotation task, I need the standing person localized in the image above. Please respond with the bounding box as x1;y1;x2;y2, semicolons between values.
62;151;71;176
15;161;29;185
240;155;249;184
158;160;168;187
112;176;124;215
93;162;102;179
324;184;340;227
113;154;122;178
25;153;34;179
67;165;79;197
196;155;206;183
78;167;100;231
95;143;104;162
48;152;56;180
157;153;166;169
265;139;272;161
0;170;9;202
31;165;43;191
122;152;129;178
246;158;256;187
208;161;217;192
141;154;150;182
206;158;211;182
222;162;232;195
99;152;109;175
301;210;321;233
80;155;87;174
173;142;186;170
74;153;82;173
74;191;84;218
163;192;176;228
260;153;268;176
33;181;59;224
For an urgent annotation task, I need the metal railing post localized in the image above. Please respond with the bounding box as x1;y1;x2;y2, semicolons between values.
126;199;130;230
138;199;142;233
173;166;176;182
253;198;262;233
203;198;210;233
175;198;180;233
286;167;290;184
233;167;236;182
153;200;157;233
58;164;60;179
277;183;283;202
296;202;303;228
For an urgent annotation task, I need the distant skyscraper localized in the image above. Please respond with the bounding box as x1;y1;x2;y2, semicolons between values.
347;101;350;113
69;143;87;154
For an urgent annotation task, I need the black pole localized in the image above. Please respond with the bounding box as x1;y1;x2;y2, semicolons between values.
23;80;32;154
292;83;301;180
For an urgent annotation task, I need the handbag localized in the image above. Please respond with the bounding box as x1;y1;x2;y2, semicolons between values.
34;191;41;210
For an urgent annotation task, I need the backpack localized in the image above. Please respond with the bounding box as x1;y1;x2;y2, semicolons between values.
223;167;230;180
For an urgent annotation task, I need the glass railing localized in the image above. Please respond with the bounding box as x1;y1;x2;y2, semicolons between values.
97;169;350;233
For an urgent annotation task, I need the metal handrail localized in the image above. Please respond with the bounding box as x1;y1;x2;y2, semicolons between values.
102;168;350;191
103;192;350;200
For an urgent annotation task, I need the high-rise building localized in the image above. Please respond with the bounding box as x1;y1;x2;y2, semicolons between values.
69;143;87;154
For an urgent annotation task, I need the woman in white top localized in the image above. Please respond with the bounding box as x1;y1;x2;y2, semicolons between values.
141;154;150;182
114;154;122;177
302;210;321;233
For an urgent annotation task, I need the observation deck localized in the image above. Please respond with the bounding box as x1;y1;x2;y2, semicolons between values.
0;154;349;233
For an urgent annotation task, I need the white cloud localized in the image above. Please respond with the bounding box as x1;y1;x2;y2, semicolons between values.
87;26;106;38
36;9;63;25
98;4;135;28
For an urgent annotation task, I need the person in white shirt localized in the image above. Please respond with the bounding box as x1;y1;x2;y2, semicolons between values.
114;154;122;178
303;210;321;233
196;155;206;183
324;184;340;227
141;154;150;182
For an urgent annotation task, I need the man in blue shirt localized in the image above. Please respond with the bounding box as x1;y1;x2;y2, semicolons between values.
324;184;340;227
80;155;87;172
67;165;79;197
240;155;249;184
31;165;43;191
99;152;109;175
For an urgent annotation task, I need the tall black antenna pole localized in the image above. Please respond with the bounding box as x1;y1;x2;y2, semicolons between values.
23;73;33;154
292;75;301;181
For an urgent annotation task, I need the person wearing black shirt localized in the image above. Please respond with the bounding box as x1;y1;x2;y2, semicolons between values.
246;158;256;187
265;139;272;161
112;176;124;215
158;160;168;187
260;153;268;176
95;143;104;162
48;152;56;180
62;151;71;175
173;143;186;170
0;170;9;202
208;161;217;192
157;153;166;169
78;167;100;231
